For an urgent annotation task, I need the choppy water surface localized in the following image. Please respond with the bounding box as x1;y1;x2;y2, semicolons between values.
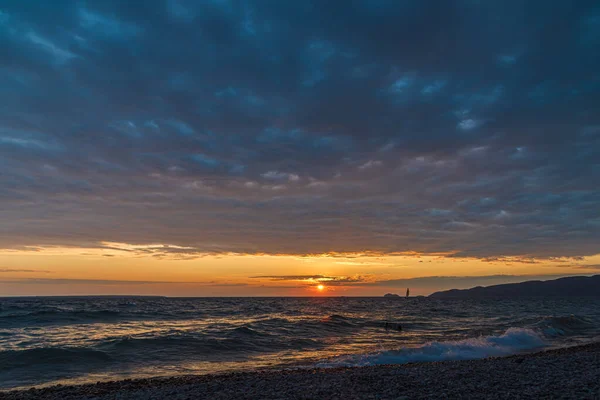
1;296;599;389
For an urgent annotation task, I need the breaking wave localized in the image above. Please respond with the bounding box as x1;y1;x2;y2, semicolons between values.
318;327;546;367
319;314;598;368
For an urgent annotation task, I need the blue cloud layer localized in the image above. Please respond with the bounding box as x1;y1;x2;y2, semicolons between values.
1;0;599;257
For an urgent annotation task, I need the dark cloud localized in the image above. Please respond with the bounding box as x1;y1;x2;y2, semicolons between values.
574;264;600;270
1;1;599;258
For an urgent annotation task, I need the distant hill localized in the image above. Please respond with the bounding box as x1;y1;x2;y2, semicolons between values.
429;275;600;299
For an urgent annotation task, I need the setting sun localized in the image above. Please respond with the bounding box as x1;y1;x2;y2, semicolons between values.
317;284;325;291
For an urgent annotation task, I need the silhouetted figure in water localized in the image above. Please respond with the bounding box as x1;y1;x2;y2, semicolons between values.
385;322;402;332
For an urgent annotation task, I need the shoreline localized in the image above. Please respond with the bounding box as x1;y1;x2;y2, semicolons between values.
2;342;599;399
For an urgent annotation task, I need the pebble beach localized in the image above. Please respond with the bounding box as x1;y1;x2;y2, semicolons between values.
2;342;599;400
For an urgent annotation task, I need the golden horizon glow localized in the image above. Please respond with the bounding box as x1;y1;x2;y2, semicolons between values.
1;245;599;297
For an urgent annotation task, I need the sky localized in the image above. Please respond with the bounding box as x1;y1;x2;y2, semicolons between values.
1;0;599;296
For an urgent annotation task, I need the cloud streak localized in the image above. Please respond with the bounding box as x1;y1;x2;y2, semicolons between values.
0;278;248;286
0;269;53;274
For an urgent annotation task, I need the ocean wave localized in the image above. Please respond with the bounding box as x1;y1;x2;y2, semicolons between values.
534;315;595;337
318;327;546;367
0;347;113;371
319;314;356;327
229;326;272;337
0;309;123;323
0;308;207;327
96;331;322;357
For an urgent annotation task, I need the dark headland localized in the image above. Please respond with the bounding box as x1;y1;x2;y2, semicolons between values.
429;274;600;299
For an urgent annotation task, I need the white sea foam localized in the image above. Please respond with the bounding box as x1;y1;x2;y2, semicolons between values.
318;327;546;367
